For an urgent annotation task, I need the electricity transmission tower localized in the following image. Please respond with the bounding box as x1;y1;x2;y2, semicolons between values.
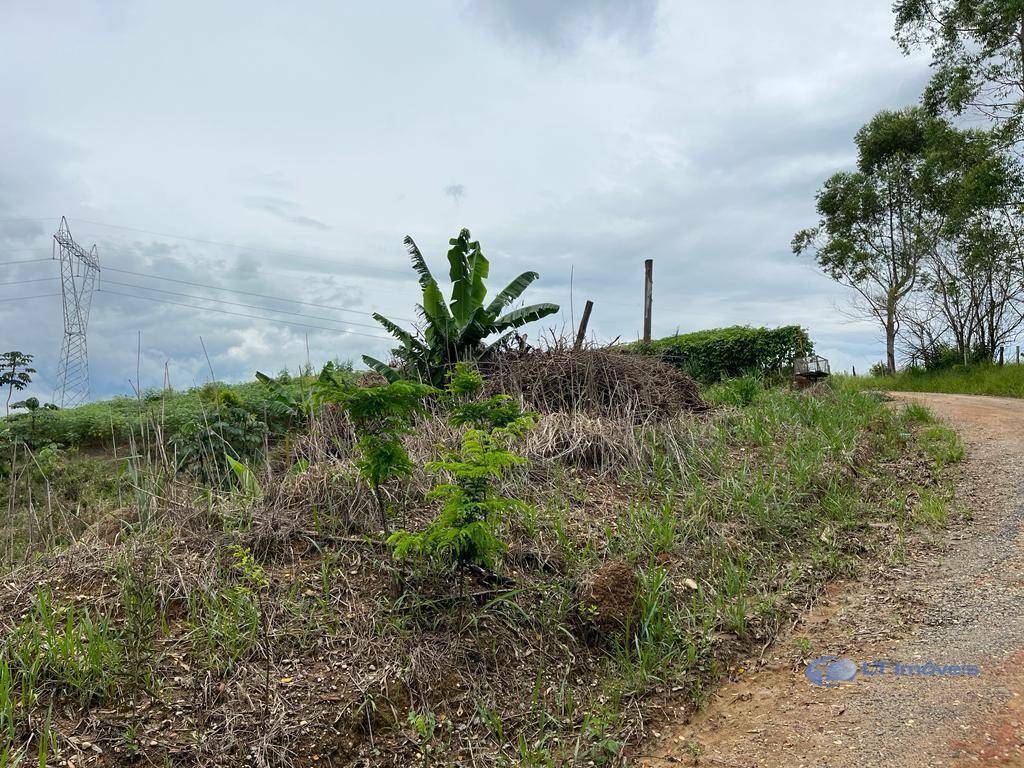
53;217;100;407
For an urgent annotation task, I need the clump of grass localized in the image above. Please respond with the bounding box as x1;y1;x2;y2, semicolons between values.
913;488;950;528
920;424;965;469
901;401;936;424
610;567;687;690
187;547;267;674
1;590;127;710
704;374;764;407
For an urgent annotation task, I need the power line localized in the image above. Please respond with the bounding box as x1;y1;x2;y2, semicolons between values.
98;288;393;340
0;258;52;267
101;264;417;323
101;278;387;331
70;217;411;279
0;277;57;287
94;239;420;322
0;292;60;303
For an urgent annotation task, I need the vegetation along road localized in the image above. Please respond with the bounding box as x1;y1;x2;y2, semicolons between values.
642;392;1024;767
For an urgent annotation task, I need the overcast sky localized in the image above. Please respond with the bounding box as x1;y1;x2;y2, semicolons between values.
0;1;930;402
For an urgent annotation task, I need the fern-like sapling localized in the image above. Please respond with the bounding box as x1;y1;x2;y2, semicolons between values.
446;362;527;431
389;363;536;578
315;361;434;527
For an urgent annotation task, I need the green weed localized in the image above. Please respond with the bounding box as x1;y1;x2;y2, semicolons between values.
920;424;965;468
901;401;936;424
914;488;950;528
704;374;764;407
2;590;126;708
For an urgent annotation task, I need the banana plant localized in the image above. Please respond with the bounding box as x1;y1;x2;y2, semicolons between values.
363;229;559;384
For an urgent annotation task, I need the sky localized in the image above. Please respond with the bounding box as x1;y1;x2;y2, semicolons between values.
0;0;932;402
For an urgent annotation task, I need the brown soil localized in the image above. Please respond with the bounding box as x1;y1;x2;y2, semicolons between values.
638;391;1024;768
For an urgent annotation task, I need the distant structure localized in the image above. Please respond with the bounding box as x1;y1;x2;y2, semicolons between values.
53;217;100;407
792;354;831;389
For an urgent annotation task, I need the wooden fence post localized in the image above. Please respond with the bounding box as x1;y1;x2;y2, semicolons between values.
574;300;593;350
642;259;653;344
999;346;1005;366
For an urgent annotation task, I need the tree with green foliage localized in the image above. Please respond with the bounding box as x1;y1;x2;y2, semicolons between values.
895;0;1024;143
10;397;57;440
1;351;35;417
315;361;434;527
925;127;1024;361
363;229;559;385
891;1;1024;364
794;109;952;374
389;364;535;576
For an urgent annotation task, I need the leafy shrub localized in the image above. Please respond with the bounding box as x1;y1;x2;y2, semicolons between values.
255;370;317;428
922;344;961;371
625;325;812;384
172;400;268;486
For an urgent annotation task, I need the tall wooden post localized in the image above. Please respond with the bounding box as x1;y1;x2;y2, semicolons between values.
574;300;594;350
1017;345;1021;365
642;259;653;344
999;346;1005;366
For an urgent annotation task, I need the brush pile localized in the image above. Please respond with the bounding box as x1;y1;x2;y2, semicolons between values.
483;346;706;420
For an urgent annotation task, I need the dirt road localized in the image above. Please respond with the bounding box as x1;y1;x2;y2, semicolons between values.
640;392;1024;768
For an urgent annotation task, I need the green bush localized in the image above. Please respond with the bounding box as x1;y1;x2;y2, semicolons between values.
625;325;812;384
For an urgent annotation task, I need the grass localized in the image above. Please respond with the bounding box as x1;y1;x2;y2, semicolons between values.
0;375;961;766
856;362;1024;398
1;590;129;710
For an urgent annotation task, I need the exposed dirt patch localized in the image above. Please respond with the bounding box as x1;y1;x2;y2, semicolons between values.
639;391;1024;768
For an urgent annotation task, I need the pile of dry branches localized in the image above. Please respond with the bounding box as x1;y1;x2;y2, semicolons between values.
483;346;706;420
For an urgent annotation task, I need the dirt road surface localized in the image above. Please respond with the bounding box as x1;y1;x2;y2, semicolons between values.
639;392;1024;768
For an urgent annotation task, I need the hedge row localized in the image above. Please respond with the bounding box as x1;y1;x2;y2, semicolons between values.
625;325;812;384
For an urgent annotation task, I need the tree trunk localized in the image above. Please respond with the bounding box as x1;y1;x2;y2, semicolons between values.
886;316;897;375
